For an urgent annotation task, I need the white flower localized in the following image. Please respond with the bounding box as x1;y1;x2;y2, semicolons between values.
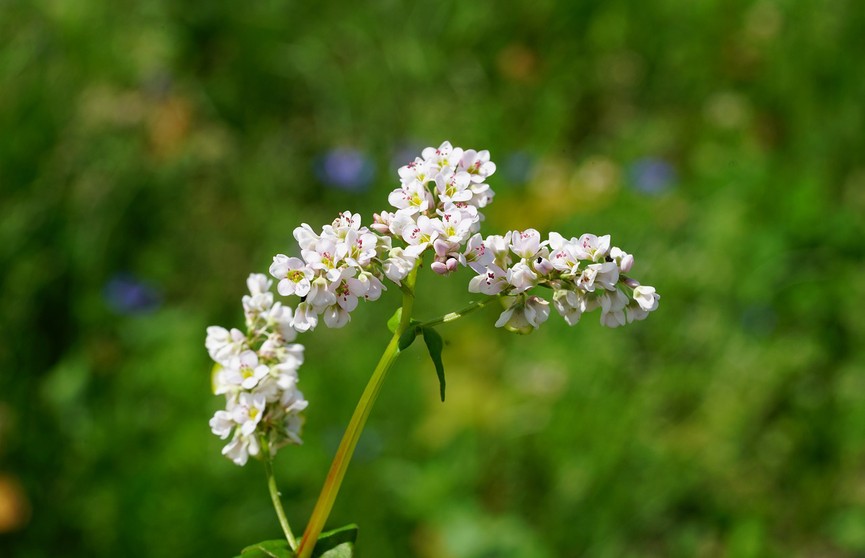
278;343;305;370
387;211;416;237
270;255;313;297
398;157;434;187
365;274;385;300
243;274;274;326
462;233;494;273
575;233;611;262
451;200;480;223
247;274;272;296
577;265;599;292
434;167;474;205
469;183;495;208
348;271;383;302
434;207;474;244
598;289;629;328
291;302;319;332
422;141;463;171
553;288;585;326
633;285;660;312
322;211;362;239
588;262;620;291
625;303;649;323
402;215;439;257
293;224;320;251
510;229;542;259
382;248;416;285
233;392;267;436
468;264;508;295
495;295;550;334
388;181;433;215
485;233;513;269
206;326;246;364
305;276;337;312
209;410;234;439
549;240;581;274
222;433;261;466
458;149;496;184
506;261;538;293
264;302;297;343
344;228;378;268
302;238;347;281
281;387;309;415
280;391;307;446
226;350;270;390
333;278;360;313
323;304;351;328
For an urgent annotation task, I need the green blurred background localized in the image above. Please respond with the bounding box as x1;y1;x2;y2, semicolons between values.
2;0;865;556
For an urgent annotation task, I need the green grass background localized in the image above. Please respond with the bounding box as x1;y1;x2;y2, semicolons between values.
2;0;865;556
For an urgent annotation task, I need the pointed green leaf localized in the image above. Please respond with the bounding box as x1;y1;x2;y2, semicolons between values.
312;524;358;558
398;325;419;351
421;327;446;402
237;539;295;558
386;308;402;333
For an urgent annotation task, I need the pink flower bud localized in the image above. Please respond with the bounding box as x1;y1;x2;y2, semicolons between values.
370;213;390;235
433;238;453;258
620;254;634;273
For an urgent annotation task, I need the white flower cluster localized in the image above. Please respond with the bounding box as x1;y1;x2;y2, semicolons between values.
372;141;497;275
266;142;499;332
269;211;390;331
465;229;660;333
262;141;658;338
206;141;660;461
206;274;308;466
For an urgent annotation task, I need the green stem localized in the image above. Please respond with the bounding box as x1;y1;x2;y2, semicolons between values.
261;436;298;551
296;264;419;558
416;294;501;329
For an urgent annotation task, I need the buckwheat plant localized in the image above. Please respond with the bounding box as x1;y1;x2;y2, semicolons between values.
206;141;660;557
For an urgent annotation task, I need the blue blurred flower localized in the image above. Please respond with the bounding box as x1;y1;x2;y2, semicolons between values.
502;151;534;184
104;274;161;315
627;157;677;195
315;148;375;191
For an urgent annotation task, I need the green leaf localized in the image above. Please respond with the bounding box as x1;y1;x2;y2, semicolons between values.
312;524;358;558
398;325;419;351
422;327;446;402
236;539;295;558
386;308;402;333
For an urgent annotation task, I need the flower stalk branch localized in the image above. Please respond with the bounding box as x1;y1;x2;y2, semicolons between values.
416;294;501;329
296;263;420;558
261;436;298;551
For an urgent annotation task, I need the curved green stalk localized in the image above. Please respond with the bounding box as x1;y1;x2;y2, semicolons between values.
296;264;419;558
261;436;298;551
415;294;501;329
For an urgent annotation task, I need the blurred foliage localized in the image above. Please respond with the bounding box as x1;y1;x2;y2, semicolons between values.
2;0;865;556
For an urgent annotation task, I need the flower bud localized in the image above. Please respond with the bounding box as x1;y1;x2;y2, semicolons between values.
533;257;554;276
620;253;634;273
